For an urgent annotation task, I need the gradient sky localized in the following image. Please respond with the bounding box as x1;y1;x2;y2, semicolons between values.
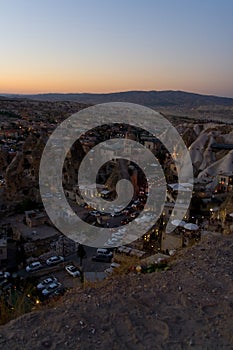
0;0;233;97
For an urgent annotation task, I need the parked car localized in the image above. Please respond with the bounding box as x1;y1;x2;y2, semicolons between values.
65;265;81;277
0;278;9;288
105;262;121;275
130;212;140;218
104;237;121;246
42;281;61;296
26;261;42;272
121;218;131;225
92;253;113;263
111;211;122;217
104;240;115;247
49;285;66;298
46;256;64;266
0;271;10;280
37;277;58;290
0;281;12;291
112;230;125;238
96;248;112;256
123;209;130;215
90;210;100;216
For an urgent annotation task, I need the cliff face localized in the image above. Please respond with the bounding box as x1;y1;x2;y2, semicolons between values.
177;123;233;178
62;140;86;190
5;135;46;202
0;233;232;349
4;135;87;203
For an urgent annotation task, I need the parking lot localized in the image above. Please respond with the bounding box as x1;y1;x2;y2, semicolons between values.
22;246;113;294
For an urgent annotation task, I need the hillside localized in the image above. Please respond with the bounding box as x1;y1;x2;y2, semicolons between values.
0;233;232;350
4;90;233;107
3;90;233;123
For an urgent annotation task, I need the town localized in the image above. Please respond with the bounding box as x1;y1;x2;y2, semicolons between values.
0;97;232;323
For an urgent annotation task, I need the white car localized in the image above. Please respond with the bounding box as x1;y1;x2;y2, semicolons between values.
90;210;100;216
26;261;42;272
46;256;64;266
112;232;123;239
65;265;81;277
105;262;121;275
37;277;58;290
42;281;61;296
0;271;10;279
104;240;116;247
109;237;120;243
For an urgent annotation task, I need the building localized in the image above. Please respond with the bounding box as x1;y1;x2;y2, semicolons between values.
163;202;190;222
53;235;78;256
141;136;160;152
216;172;233;192
25;210;49;227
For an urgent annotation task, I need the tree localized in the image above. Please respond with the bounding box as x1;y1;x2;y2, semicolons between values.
76;244;87;266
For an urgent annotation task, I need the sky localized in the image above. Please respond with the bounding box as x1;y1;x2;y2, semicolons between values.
0;0;233;97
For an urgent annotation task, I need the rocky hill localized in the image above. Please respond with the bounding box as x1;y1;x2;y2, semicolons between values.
4;134;45;202
5;90;233;106
4;90;233;122
177;123;233;181
0;233;232;349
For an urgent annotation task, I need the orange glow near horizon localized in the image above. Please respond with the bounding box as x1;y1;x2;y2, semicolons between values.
0;48;232;97
1;68;232;97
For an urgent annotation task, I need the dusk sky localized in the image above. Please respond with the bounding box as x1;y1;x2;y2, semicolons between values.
1;0;233;97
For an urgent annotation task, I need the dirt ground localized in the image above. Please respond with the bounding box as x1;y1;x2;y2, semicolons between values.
0;233;232;350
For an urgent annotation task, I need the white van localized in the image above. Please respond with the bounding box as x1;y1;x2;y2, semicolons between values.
97;248;112;256
92;248;113;262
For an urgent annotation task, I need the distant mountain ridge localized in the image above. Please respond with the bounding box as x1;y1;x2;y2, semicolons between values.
2;90;233;107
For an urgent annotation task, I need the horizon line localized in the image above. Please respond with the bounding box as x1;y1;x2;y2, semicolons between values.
1;89;233;99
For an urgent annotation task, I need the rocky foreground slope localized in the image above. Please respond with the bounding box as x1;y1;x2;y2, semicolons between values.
0;233;232;350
